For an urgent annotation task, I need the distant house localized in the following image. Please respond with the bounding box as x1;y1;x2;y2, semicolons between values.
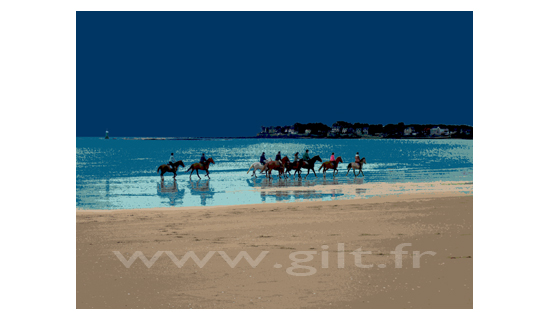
304;129;312;135
362;127;369;135
404;127;415;136
331;125;341;133
288;125;297;135
341;127;351;134
355;128;362;135
430;127;441;136
440;128;449;136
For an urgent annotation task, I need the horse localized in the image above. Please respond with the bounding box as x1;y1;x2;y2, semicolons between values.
246;158;272;177
157;160;185;180
318;157;343;177
346;157;367;177
261;156;289;179
299;155;323;178
285;159;305;178
186;158;215;179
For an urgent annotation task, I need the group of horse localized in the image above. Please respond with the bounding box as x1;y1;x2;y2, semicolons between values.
246;155;367;179
157;158;215;180
156;155;367;180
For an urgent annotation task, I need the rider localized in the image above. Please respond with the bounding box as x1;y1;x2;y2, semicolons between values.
275;151;282;162
260;152;267;165
330;152;336;167
168;153;176;169
355;152;362;169
200;153;207;167
302;149;310;165
293;152;300;166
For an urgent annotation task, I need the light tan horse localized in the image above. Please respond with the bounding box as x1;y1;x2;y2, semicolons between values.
186;158;215;179
346;157;367;177
318;156;343;177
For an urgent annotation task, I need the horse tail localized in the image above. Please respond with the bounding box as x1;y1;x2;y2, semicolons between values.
318;164;323;171
247;164;254;174
186;165;193;172
157;165;162;173
347;163;351;169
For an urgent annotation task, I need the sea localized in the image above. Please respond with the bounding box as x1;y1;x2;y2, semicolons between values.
76;138;473;210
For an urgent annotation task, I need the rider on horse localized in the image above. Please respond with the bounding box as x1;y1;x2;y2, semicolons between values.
168;153;176;169
355;152;362;169
303;149;310;165
275;151;282;162
200;153;207;167
260;152;267;165
330;152;336;167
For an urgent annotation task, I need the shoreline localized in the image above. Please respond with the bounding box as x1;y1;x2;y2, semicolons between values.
76;180;473;213
77;190;472;308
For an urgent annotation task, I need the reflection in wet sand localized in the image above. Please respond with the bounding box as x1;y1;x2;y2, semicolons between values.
188;180;214;206
156;180;184;206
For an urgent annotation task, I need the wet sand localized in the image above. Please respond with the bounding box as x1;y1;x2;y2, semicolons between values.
76;182;473;309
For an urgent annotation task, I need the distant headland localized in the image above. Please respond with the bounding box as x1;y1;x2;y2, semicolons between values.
257;122;473;139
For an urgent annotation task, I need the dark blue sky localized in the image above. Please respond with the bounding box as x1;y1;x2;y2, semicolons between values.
77;11;472;137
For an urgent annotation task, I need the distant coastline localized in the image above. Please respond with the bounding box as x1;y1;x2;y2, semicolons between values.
89;121;473;140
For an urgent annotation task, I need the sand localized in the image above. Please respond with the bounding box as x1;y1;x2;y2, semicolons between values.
76;182;473;309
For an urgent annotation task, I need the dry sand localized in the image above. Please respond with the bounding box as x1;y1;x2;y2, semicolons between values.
76;181;473;309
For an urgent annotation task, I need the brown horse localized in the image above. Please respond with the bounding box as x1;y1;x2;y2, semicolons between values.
285;159;305;178
157;160;185;180
261;156;289;179
346;158;367;177
186;158;215;179
319;157;343;177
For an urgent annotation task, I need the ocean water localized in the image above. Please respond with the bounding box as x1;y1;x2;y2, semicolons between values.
76;138;473;209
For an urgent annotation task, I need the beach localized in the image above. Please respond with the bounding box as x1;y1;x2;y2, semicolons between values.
76;181;473;309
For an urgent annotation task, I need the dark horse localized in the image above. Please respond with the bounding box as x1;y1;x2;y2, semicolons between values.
319;156;343;177
157;160;185;180
186;158;215;179
261;156;289;179
299;155;323;178
285;159;305;178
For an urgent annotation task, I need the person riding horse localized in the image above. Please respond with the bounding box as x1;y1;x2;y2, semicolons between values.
330;152;336;167
260;152;267;165
275;151;282;162
168;153;176;170
200;153;207;166
303;149;310;165
355;152;362;169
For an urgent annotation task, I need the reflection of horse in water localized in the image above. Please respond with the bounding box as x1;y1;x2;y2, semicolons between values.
246;178;316;189
156;180;184;206
188;180;214;206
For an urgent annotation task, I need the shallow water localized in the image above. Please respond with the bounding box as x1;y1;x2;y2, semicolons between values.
77;138;473;209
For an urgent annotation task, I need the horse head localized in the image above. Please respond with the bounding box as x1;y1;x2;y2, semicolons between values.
361;157;367;164
207;158;215;164
312;155;322;163
336;156;343;163
281;156;289;164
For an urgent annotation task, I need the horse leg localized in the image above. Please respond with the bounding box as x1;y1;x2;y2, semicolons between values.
206;170;210;179
361;169;364;176
346;168;350;176
196;169;201;179
189;169;193;179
